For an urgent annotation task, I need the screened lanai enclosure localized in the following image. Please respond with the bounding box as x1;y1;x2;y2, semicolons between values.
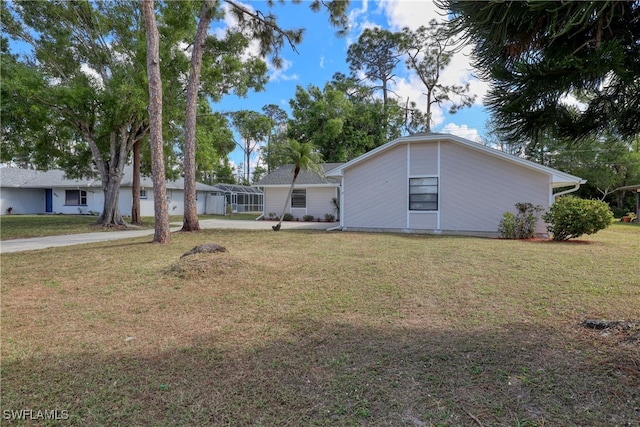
212;184;263;213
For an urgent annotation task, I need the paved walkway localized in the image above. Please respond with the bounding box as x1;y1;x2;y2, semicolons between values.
0;219;335;254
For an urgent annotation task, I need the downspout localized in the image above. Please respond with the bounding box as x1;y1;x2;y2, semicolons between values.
553;182;583;201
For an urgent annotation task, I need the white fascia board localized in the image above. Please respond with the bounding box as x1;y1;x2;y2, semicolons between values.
254;183;340;188
325;133;585;187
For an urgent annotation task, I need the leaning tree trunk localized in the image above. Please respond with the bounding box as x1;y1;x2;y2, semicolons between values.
182;0;215;232
272;167;300;231
142;0;170;243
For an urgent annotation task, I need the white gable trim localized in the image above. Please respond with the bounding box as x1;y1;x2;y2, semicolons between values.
324;134;585;188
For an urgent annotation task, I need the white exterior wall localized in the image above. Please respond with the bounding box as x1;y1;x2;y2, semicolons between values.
0;188;44;215
439;141;550;234
125;188;206;217
196;191;207;214
263;186;337;220
1;184;210;217
50;187;101;215
343;144;407;229
264;187;289;217
306;186;338;219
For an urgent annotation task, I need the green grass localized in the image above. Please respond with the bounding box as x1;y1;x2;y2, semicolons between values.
0;214;261;240
1;224;638;426
0;215;103;240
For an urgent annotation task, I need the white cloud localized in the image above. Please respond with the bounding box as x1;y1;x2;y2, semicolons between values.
80;63;104;90
378;0;447;30
440;123;482;143
390;74;445;128
371;0;489;123
269;57;299;82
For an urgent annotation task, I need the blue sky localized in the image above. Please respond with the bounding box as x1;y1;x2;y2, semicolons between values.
212;0;491;177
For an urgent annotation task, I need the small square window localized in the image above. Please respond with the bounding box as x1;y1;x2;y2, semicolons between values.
291;189;306;208
65;190;87;206
409;177;438;211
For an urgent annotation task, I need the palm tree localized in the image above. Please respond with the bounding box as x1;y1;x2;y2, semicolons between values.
272;140;323;231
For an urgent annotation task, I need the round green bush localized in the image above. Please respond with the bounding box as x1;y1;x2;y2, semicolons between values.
542;196;613;241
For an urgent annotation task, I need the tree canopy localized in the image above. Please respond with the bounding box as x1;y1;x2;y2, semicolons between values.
1;0;156;225
442;0;640;142
287;80;408;163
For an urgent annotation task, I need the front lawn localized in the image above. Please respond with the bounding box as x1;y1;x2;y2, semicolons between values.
1;224;638;425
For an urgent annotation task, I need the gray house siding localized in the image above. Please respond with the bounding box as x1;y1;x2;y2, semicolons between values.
343;144;407;229
335;136;569;236
439;141;550;234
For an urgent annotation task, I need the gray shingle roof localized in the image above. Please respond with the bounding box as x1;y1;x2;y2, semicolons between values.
0;166;218;191
253;163;344;186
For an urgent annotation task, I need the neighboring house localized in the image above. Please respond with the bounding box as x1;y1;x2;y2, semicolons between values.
324;133;586;237
253;163;343;220
0;166;239;216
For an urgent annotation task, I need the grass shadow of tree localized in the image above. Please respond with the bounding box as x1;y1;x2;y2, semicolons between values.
2;321;638;426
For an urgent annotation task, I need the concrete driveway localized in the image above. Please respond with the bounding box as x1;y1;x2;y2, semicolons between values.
0;219;335;254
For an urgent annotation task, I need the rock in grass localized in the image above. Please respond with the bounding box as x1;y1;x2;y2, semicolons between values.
181;243;226;258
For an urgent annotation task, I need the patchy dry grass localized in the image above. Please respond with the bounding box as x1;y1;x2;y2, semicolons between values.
1;224;639;426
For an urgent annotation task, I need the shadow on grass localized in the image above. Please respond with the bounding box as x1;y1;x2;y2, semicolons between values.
2;321;638;426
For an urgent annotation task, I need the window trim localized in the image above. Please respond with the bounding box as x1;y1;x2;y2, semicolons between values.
291;188;306;209
408;177;438;211
65;189;88;206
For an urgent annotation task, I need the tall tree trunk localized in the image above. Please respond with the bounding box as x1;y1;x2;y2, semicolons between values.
182;0;214;232
272;167;300;231
83;130;127;227
142;0;170;244
97;170;126;226
131;139;142;225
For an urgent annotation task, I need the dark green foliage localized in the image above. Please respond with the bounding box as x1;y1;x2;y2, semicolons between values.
443;0;640;142
303;214;315;222
542;197;614;241
498;203;543;239
288;81;408;162
283;213;294;221
324;213;335;222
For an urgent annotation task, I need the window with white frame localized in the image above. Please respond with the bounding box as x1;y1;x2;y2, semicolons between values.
65;189;87;206
291;188;306;208
409;177;438;211
140;188;147;199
